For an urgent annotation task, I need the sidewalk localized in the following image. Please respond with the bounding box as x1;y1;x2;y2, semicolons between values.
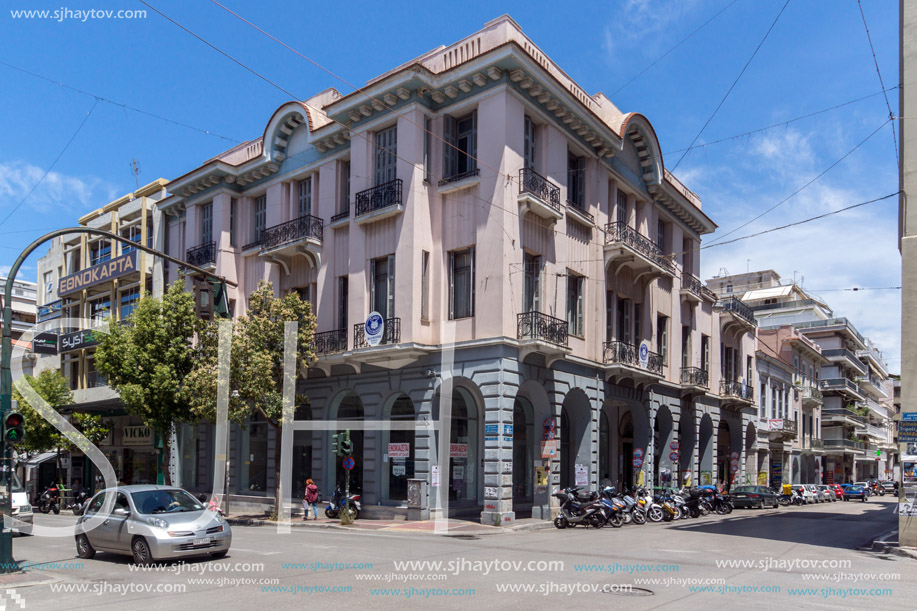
224;514;553;535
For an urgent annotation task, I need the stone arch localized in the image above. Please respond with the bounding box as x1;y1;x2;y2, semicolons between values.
653;404;675;488
618;113;664;187
698;413;714;485
602;395;650;490
326;390;365;493
559;388;592;489
380;392;417;503
262;102;312;163
432;377;484;506
678;403;697;485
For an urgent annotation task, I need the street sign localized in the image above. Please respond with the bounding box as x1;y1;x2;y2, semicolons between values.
342;457;355;471
669;452;679;462
670;440;679;451
364;311;384;346
639;341;650;369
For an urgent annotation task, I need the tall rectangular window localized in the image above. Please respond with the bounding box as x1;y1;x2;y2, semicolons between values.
201;202;213;245
375;126;397;186
701;334;710;372
230;198;237;247
681;325;690;369
421;251;430;321
89;240;111;266
656;219;666;252
371;255;395;320
605;291;614;342
119;286;140;319
423;117;432;183
617;297;632;344
634;302;642;343
566;273;584;336
120;225;141;254
254;195;266;243
523;253;542;313
567;151;585;207
656;314;669;362
616;189;628;224
341;160;350;213
747;355;753;386
443;110;477;179
523;115;536;170
337;276;348;330
298;177;312;217
449;248;475;319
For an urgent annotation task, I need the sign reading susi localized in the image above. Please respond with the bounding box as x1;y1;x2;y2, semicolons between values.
59;251;138;296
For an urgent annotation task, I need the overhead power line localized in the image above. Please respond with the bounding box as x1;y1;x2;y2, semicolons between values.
0;99;99;228
0;60;241;144
672;0;791;170
857;0;898;164
662;87;897;155
610;0;740;97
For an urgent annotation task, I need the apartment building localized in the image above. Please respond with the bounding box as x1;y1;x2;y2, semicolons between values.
712;269;895;485
34;179;169;491
159;16;757;522
2;277;38;376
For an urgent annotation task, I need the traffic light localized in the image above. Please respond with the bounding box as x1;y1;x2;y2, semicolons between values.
331;433;340;457
340;430;353;457
3;412;24;445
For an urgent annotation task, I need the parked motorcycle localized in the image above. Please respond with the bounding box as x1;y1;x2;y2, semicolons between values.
36;485;61;514
67;490;90;515
552;487;606;529
324;485;361;521
601;487;645;526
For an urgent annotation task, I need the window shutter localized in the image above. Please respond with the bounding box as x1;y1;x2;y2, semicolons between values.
470;247;475;317
370;258;376;316
470;110;477;171
448;251;455;320
575;277;583;335
443;115;456;178
387;254;395;319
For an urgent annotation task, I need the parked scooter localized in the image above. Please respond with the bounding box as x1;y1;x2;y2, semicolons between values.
68;490;90;515
324;485;361;520
601;487;645;525
552;487;607;529
36;485;61;514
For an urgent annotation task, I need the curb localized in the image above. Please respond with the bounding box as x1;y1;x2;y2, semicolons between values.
225;515;556;534
870;529;917;560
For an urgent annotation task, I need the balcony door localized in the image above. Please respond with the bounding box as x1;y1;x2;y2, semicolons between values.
375;126;397;186
522;253;542;313
371;255;395;320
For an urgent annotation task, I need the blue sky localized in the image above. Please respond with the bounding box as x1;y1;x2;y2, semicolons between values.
0;0;901;369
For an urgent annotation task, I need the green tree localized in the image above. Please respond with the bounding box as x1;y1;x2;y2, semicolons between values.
94;280;199;484
185;281;316;515
12;368;111;485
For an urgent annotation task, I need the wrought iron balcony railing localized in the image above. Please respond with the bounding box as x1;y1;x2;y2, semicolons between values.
822;407;866;425
720;380;754;401
721;297;757;326
186;241;216;267
604;222;676;274
681;272;703;300
438;168;480;186
680;366;709;388
768;418;798;436
518;168;561;212
355;178;403;217
312;328;347;356
800;385;824;403
330;207;350;224
821;377;862;396
823;439;864;451
810;438;825;450
353;317;400;348
259;214;323;251
516;311;569;347
603;341;664;375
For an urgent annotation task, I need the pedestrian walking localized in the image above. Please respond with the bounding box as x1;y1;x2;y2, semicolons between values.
303;479;319;520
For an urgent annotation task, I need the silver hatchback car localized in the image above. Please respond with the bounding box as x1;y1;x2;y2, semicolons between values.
75;485;231;565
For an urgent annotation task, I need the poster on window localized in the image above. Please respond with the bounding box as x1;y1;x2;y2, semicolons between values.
388;443;410;458
575;464;588;487
392;464;406;477
449;443;468;458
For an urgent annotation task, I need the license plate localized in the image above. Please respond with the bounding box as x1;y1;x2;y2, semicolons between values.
192;538;210;546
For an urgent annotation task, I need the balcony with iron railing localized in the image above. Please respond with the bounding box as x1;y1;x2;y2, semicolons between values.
809;438;825;451
767;418;798;440
312;329;348;356
821;407;866;427
821;348;867;376
257;214;323;262
353;318;401;349
720;380;754;404
517;168;563;223
603;341;664;379
680;272;704;304
186;241;216;268
823;439;865;452
792;317;866;348
864;422;888;440
800;384;824;406
680;366;709;389
821;377;865;402
330;206;351;226
603;221;675;281
719;297;757;330
516;311;569;348
355;178;403;224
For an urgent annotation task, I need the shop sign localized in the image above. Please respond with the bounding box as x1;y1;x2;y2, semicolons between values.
32;332;59;355
364;311;384;347
122;425;153;446
59;328;102;353
37;300;62;321
503;424;513;439
899;416;917;443
59;250;137;297
449;443;468;458
484;424;498;442
388;443;410;458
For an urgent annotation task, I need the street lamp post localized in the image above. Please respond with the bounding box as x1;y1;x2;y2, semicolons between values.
0;227;235;573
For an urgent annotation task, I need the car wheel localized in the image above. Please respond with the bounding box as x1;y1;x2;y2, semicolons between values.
773;500;779;509
131;537;154;566
76;534;95;559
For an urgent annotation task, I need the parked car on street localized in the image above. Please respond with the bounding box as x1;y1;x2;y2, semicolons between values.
830;483;845;500
75;485;231;565
843;485;868;502
730;486;780;509
805;484;826;503
796;485;817;504
880;480;898;495
853;482;872;497
816;485;837;502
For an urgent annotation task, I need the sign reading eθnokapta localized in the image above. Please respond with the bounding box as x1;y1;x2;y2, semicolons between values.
58;250;138;296
122;425;153;446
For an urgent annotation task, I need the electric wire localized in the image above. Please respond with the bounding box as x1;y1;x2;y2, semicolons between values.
857;0;898;164
671;0;791;171
0;99;99;228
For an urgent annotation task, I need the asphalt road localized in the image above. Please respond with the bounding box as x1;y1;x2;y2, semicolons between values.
3;497;909;610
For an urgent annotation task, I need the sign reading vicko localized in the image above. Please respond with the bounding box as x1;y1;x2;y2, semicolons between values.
364;311;384;346
59;250;138;297
122;425;153;447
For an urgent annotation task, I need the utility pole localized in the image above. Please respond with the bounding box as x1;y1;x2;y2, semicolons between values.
899;0;917;548
0;227;236;573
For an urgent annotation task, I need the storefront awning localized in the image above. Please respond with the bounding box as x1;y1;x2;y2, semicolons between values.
20;451;58;467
